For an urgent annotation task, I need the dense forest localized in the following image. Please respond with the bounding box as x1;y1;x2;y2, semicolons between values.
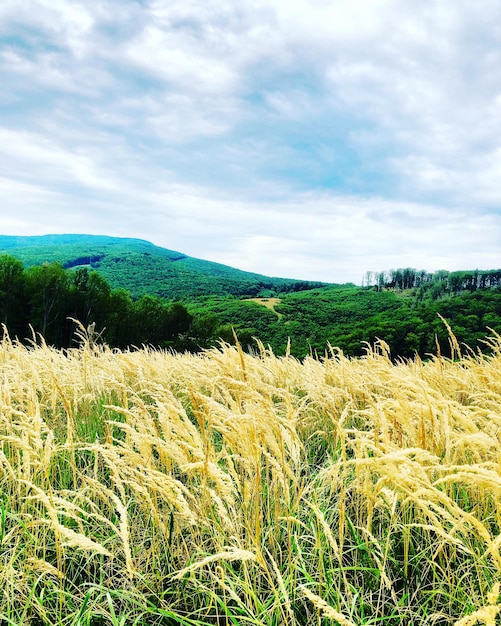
1;253;500;359
0;255;203;351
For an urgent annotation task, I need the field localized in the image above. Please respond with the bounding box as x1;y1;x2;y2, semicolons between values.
1;324;501;625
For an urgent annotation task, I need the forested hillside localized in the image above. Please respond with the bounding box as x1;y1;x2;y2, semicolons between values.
0;234;326;299
1;251;500;359
188;283;501;358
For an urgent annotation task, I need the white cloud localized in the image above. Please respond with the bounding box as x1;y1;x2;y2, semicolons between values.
124;25;238;94
0;128;120;191
0;0;500;283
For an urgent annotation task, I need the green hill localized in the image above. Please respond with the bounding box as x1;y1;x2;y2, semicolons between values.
188;283;501;358
0;234;328;299
1;234;500;360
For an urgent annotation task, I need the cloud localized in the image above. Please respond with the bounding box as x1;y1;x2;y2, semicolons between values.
0;0;500;284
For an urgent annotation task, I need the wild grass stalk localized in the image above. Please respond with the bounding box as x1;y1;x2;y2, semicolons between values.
0;327;500;624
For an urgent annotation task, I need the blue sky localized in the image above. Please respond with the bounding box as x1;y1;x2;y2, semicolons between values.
0;0;500;283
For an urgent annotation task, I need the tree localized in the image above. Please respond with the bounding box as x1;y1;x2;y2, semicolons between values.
164;302;193;350
131;294;176;346
70;268;112;331
186;313;220;350
0;255;25;337
105;289;134;348
25;263;69;345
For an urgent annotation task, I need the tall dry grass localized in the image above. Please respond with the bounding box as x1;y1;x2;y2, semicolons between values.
0;324;500;625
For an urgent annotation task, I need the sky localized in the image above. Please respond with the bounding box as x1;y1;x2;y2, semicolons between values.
0;0;500;284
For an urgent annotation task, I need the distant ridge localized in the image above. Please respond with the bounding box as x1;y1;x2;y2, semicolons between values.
0;234;329;300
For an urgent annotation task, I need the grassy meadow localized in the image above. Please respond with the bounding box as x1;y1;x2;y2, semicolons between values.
1;324;501;625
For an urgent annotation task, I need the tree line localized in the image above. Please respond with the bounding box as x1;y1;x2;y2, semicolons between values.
364;268;501;295
0;255;233;350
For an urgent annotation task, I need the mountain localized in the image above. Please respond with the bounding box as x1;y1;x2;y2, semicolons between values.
0;234;329;299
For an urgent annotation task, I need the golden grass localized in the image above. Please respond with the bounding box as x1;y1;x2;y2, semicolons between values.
0;326;500;624
243;297;283;318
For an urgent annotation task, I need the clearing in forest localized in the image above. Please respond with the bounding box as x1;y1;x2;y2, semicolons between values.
244;296;283;318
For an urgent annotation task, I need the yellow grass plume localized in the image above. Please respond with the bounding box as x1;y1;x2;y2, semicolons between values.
0;328;501;623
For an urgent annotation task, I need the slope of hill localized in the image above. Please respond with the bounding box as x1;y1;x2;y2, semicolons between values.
187;283;501;358
0;234;328;299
